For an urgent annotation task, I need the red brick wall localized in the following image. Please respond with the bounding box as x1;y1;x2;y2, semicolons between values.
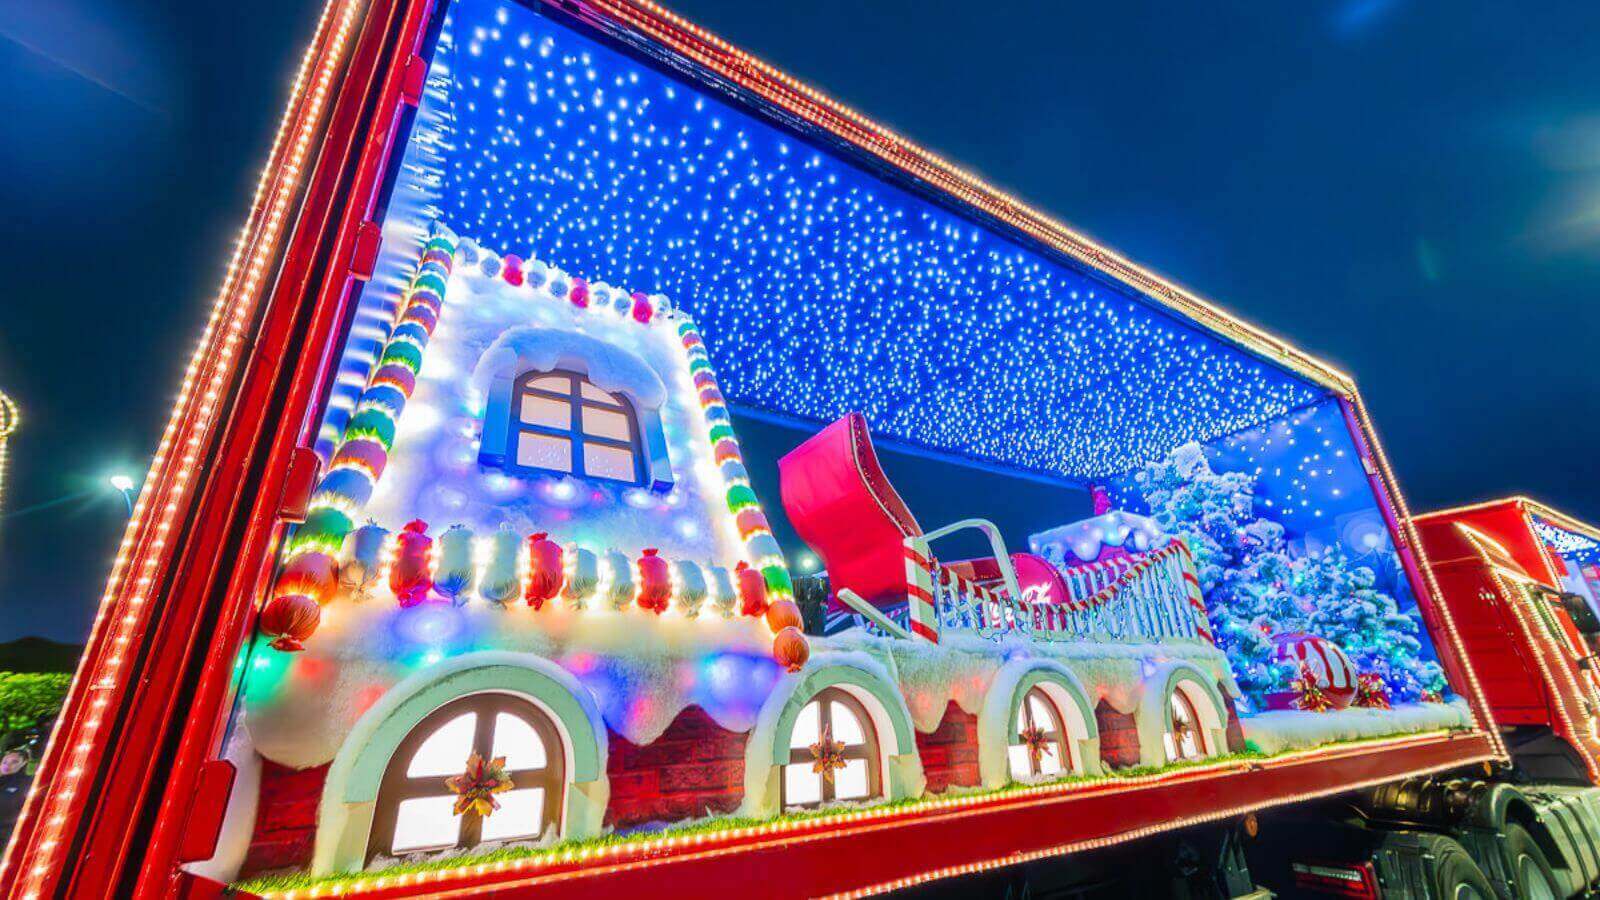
605;705;746;830
241;759;329;878
915;702;980;794
1095;700;1141;770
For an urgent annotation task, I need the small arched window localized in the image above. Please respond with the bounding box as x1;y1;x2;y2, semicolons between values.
782;687;881;809
368;694;564;862
507;369;644;485
1008;686;1071;780
1163;688;1207;763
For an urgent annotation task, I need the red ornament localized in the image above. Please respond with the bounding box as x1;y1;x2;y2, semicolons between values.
1264;632;1357;711
773;626;809;672
736;561;768;617
502;254;524;286
637;548;670;614
766;598;803;633
523;532;564;609
570;277;589;308
260;594;321;652
391;519;435;607
630;291;653;323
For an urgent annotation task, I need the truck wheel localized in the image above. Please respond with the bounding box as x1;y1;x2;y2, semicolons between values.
1503;823;1561;900
1427;838;1496;900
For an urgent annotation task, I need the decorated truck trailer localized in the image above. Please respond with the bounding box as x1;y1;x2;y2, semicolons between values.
1;0;1556;897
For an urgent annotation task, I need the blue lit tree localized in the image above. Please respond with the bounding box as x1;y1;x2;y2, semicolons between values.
1134;443;1444;707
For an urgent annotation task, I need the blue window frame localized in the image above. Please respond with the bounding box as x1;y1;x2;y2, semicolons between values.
505;369;646;486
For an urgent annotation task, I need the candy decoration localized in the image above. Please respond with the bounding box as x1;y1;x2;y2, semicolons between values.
708;566;737;617
435;525;476;605
672;560;707;618
479;525;522;607
569;277;588;308
278;552;338;605
563;546;600;608
679;320;795;611
773;626;809;672
340;521;389;597
736;561;768;617
604;550;634;610
502;253;524;286
1353;673;1391;710
260;594;321;652
637;548;671;614
765;598;803;634
524;532;565;610
630;291;653;324
1266;632;1357;710
262;233;455;648
391;520;435;608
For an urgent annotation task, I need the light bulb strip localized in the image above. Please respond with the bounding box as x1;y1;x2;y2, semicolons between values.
255;729;1491;898
578;0;1356;398
0;0;364;894
1340;394;1506;758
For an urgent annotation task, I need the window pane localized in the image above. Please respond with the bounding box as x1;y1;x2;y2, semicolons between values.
1027;695;1055;732
581;406;632;441
834;759;870;800
478;788;545;842
517;433;572;472
783;765;821;807
1007;745;1033;780
492;713;547;770
583;442;637;481
391;795;460;853
829;701;865;746
790;701;820;749
1038;741;1064;775
407;713;476;778
579;381;623;405
519;393;572;428
524;375;570;394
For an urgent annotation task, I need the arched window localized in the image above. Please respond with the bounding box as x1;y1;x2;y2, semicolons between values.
508;369;644;485
1163;688;1208;763
1008;686;1071;780
782;687;881;809
367;693;564;862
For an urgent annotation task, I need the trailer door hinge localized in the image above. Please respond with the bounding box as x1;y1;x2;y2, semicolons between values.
175;759;237;864
350;220;383;282
401;54;428;107
279;447;323;524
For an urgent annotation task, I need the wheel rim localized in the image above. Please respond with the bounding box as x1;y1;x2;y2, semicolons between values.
1517;854;1558;900
1452;883;1488;900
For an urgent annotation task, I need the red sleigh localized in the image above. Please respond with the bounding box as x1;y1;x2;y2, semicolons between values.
779;413;1212;645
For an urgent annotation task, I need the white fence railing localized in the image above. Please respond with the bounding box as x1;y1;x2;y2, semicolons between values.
898;534;1212;647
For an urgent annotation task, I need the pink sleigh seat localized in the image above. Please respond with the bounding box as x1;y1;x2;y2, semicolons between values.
779;412;1066;614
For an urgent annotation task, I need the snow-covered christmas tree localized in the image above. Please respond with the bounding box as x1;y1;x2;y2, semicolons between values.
1132;442;1445;707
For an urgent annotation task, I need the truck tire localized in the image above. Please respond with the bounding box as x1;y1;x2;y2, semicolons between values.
1503;823;1561;900
1427;838;1496;900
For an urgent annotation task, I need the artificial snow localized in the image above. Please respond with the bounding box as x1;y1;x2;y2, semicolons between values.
1241;698;1473;756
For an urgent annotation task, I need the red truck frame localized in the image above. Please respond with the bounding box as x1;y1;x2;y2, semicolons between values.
0;1;1504;897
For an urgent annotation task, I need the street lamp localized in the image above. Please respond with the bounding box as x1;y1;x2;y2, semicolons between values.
109;475;135;516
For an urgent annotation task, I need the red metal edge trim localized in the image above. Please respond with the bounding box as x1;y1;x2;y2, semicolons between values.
252;732;1493;898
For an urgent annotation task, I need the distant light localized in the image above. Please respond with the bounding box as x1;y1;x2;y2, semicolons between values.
109;475;135;492
797;552;819;573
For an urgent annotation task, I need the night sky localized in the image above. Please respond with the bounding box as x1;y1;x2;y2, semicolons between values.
1;0;1597;643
